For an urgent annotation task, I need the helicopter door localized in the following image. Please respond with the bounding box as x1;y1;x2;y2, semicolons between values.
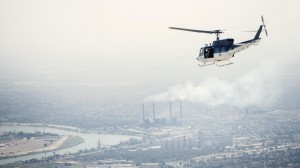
204;47;214;58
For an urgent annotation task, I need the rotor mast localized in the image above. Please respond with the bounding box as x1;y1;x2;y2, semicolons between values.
213;30;223;40
216;31;221;40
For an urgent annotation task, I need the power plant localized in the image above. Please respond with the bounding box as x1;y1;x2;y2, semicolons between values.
141;101;183;128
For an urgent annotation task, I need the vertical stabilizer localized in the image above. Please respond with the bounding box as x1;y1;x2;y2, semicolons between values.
254;25;263;39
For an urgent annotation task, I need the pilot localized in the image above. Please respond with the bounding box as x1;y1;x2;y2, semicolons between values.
207;48;211;58
204;48;209;58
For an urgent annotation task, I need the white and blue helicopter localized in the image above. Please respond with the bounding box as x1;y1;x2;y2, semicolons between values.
170;16;268;67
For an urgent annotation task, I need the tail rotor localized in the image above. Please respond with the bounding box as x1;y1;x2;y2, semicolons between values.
261;15;268;36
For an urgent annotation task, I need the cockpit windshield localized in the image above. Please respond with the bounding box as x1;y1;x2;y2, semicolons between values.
199;48;204;56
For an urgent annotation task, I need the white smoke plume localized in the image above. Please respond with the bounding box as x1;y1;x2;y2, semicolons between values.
144;68;281;108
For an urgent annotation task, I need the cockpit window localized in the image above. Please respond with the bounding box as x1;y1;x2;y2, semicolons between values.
199;48;203;56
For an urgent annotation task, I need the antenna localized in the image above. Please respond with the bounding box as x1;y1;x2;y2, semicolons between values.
261;15;268;36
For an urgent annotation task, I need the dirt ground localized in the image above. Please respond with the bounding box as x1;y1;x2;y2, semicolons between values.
0;135;69;157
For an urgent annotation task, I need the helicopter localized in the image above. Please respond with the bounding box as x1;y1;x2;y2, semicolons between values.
170;16;268;67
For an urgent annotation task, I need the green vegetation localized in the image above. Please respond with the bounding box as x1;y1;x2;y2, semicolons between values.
77;148;216;164
3;162;83;168
58;136;84;150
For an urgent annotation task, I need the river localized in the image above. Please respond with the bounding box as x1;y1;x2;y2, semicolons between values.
0;124;140;165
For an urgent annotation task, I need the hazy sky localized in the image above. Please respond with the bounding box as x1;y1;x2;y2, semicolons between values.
0;0;300;107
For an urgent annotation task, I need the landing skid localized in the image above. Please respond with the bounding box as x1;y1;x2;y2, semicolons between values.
216;60;233;67
198;62;215;67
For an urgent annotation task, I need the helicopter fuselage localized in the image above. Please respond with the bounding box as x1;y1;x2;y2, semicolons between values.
196;38;260;63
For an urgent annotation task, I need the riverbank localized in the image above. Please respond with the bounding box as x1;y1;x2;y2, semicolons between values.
0;135;84;160
0;124;141;165
57;136;84;150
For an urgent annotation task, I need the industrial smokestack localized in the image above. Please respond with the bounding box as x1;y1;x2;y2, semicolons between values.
169;102;172;125
152;103;155;124
142;104;145;126
180;101;182;124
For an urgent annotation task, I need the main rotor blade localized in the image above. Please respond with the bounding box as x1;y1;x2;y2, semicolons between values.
169;27;221;34
225;30;257;33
